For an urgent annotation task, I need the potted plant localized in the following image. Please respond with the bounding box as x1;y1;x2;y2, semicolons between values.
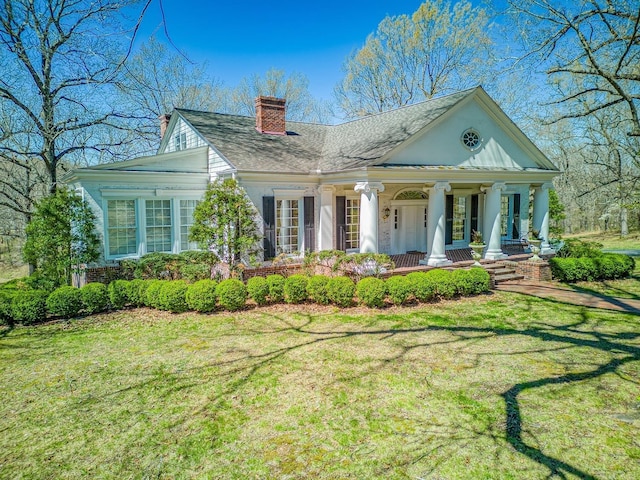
469;230;486;265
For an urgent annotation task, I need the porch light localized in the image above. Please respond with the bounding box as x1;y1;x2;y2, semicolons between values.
382;207;391;220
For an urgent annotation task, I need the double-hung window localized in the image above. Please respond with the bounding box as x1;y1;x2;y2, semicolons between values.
107;200;137;256
145;200;172;253
180;200;200;251
173;132;187;151
276;199;299;254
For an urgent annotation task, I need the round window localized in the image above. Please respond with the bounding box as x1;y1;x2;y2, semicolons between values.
461;129;482;151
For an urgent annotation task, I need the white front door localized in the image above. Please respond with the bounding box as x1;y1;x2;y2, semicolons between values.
391;202;428;253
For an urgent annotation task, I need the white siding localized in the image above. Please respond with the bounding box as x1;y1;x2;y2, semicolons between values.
162;117;207;153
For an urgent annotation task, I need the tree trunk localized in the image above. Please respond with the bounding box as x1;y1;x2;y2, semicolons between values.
620;206;628;236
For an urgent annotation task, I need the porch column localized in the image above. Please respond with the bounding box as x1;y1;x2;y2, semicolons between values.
482;182;507;260
354;181;384;253
421;181;452;267
533;182;553;254
318;185;335;251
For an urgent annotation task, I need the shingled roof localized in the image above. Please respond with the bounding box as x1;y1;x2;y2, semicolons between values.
175;88;476;174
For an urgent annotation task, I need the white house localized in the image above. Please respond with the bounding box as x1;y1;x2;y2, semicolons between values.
63;87;560;267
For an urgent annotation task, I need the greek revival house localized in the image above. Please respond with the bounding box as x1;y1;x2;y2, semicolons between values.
64;87;559;267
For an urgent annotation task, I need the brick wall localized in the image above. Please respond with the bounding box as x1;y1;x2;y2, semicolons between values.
255;96;286;135
514;260;552;282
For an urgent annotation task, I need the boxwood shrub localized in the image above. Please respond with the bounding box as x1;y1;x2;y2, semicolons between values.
247;276;269;306
385;275;413;305
0;290;16;326
307;275;330;305
216;279;247;311
144;280;165;308
108;279;130;310
406;271;437;302
425;269;457;299
157;280;189;313
549;253;635;283
462;267;491;295
80;282;109;314
47;286;84;318
284;274;309;304
11;290;48;325
327;276;355;307
356;277;386;308
266;274;285;303
186;279;218;313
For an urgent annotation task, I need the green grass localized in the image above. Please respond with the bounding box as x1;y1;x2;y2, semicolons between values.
1;294;639;479
567;231;640;251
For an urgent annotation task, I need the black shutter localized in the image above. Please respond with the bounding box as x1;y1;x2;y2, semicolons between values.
512;193;521;239
445;194;454;245
471;194;479;234
335;195;346;251
304;196;315;253
263;196;275;260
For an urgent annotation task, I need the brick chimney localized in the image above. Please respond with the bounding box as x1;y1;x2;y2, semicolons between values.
159;114;171;139
255;96;286;135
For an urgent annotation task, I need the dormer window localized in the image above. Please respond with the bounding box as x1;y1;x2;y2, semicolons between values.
173;132;187;151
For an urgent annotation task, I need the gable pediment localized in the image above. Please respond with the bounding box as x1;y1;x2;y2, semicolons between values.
91;146;209;174
381;93;556;172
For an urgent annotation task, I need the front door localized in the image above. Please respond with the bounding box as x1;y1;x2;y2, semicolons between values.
391;202;428;253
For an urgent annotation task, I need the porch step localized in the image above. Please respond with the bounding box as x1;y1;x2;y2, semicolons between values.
494;272;525;283
486;263;525;284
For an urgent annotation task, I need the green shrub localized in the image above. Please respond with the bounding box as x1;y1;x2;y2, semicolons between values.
46;286;83;318
550;253;635;283
327;276;355;307
266;274;285;303
406;272;437;302
356;277;386;308
157;280;189;313
137;280;153;306
124;279;145;307
0;290;16;326
216;279;247;311
186;279;218;313
144;280;165;308
462;268;491;295
307;275;330;304
80;282;109;315
385;275;412;305
578;257;598;281
11;290;48;325
247;276;269;306
284;274;309;304
425;269;456;299
555;238;603;258
180;263;211;283
108;279;130;310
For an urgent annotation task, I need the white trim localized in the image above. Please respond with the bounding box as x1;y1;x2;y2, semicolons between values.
273;188;306;200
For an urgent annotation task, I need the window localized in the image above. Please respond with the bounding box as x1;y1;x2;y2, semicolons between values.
276;199;299;254
146;200;172;253
501;196;510;236
345;198;360;250
452;196;466;241
173;132;187;151
180;200;199;251
107;200;137;256
461;128;481;151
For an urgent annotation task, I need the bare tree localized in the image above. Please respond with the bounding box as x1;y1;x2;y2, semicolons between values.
0;0;147;194
229;68;333;123
335;0;494;117
507;0;640;136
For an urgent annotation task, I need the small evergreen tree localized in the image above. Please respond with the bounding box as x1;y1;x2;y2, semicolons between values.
549;190;566;236
23;188;100;288
190;178;262;270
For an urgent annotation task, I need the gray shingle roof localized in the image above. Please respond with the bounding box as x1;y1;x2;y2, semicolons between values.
176;88;476;174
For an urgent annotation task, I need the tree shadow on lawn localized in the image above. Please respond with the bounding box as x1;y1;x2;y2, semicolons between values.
69;303;640;478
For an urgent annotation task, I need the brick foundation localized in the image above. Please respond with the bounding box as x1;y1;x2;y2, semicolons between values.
514;260;552;282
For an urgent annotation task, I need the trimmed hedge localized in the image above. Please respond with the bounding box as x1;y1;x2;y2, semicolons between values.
216;279;247;311
356;277;386;308
266;274;285;303
549;253;635;283
327;276;355;307
144;280;165;308
385;275;412;305
307;275;330;305
81;282;109;314
247;276;269;306
406;271;436;302
11;290;48;325
186;279;218;312
284;275;309;304
47;286;83;318
425;269;457;299
108;279;129;310
157;280;189;313
0;290;16;326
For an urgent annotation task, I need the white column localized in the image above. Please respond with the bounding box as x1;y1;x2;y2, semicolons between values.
482;182;507;260
318;185;335;251
354;181;384;253
421;181;452;267
533;182;552;254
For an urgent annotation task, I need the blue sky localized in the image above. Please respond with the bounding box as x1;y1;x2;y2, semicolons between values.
133;1;433;101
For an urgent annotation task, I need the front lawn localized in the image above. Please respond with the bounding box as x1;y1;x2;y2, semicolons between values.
1;293;639;479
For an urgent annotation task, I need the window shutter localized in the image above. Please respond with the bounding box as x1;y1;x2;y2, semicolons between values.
335;196;346;251
471;194;479;234
512;193;521;239
445;194;454;245
262;196;275;260
304;196;315;253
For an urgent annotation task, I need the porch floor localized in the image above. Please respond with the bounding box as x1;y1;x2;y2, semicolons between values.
390;243;528;269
